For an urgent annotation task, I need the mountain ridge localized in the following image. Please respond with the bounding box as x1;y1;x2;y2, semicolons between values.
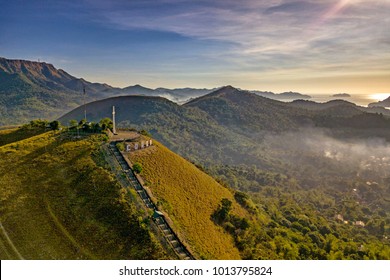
368;96;390;108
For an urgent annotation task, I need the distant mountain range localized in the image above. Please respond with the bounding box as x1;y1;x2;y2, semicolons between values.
1;57;317;125
290;99;390;117
60;85;390;168
250;90;311;100
2;57;390;126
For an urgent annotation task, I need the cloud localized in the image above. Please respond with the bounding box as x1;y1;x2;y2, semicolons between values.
6;0;387;90
88;1;390;57
264;127;390;178
265;1;324;14
67;0;389;91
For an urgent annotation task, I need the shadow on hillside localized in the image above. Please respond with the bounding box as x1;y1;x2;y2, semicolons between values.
0;128;46;147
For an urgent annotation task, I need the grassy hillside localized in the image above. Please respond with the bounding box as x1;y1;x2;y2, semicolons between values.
0;129;167;259
0;124;46;147
128;139;247;259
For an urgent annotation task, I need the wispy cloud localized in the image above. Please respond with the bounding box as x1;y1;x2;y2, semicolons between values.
2;0;389;91
84;0;390;77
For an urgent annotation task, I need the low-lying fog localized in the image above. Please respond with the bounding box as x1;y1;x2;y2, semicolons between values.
264;128;390;179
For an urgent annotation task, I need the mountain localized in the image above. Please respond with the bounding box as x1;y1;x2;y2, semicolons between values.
251;90;312;100
184;85;313;133
0;57;115;95
0;57;118;126
290;99;390;117
369;96;390;108
289;100;363;116
0;57;213;125
121;84;156;95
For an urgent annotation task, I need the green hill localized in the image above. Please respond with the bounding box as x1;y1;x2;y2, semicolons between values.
59;95;257;166
184;85;307;132
127;138;246;259
0;128;167;259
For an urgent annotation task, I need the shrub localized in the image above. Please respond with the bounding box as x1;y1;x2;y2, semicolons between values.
49;120;60;130
133;162;143;174
116;142;125;151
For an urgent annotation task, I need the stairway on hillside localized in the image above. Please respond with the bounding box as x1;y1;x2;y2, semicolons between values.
108;142;194;260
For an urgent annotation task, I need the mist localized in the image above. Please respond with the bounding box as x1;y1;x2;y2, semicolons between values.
263;128;390;180
155;93;202;104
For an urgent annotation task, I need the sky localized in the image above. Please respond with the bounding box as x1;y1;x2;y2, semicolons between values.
0;0;390;95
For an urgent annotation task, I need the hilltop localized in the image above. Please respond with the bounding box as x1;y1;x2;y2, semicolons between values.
0;127;168;259
184;86;306;132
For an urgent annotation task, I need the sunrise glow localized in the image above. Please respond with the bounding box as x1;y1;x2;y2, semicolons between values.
370;93;390;101
0;0;389;94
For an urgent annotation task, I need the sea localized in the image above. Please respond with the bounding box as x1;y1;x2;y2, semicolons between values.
278;93;390;107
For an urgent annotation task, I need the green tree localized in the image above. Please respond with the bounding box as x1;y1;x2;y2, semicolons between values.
28;119;48;128
213;198;233;223
93;122;102;132
69;119;78;128
133;162;143;174
100;118;113;130
116;142;125;151
79;119;86;126
140;130;151;137
49;120;60;130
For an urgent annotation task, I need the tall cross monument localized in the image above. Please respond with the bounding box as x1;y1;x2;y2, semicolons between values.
83;86;87;121
112;106;116;134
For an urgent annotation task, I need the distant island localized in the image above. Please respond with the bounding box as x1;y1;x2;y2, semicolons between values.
332;93;351;98
279;91;311;99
